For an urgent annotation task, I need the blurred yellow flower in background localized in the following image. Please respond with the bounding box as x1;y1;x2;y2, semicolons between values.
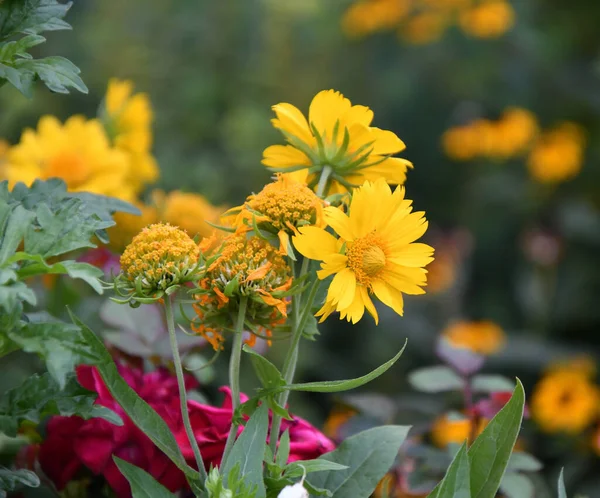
107;202;159;253
430;414;487;448
531;370;599;433
293;178;434;324
263;89;412;194
343;0;409;37
442;320;506;355
0;139;8;162
103;78;159;194
402;11;448;45
527;122;586;183
1;116;133;200
459;0;515;39
153;190;225;240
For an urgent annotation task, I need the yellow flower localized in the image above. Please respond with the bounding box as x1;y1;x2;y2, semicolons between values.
120;223;200;293
153;189;225;240
342;0;409;37
459;0;515;38
103;79;159;194
527;122;586;183
401;11;448;45
263;90;413;194
225;174;325;255
426;249;457;294
430;414;487;448
192;234;292;350
107;202;159;253
442;320;505;355
293;178;434;324
493;107;539;157
2;116;133;200
442;125;482;161
531;370;599;433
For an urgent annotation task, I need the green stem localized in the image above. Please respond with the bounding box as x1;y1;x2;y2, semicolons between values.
165;296;207;481
316;165;333;198
220;296;248;466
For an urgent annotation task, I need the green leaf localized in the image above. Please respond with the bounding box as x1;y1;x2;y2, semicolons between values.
283;341;406;393
68;310;198;479
284;459;349;479
506;452;542;473
0;203;35;265
8;319;103;388
0;372;122;437
0;467;40;497
498;473;535;498
275;430;290;469
14;55;87;94
222;403;269;498
471;375;514;393
557;469;567;498
0;0;71;38
408;366;464;393
243;345;286;390
468;380;526;498
309;425;411;498
427;443;471;498
113;457;177;498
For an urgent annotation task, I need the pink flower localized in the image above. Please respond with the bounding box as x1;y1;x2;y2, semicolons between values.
472;391;530;419
38;365;335;497
78;247;121;276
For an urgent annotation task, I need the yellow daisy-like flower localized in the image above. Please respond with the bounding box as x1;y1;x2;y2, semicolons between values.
224;174;325;255
430;414;488;448
103;79;159;194
531;370;599;434
120;223;200;294
262;90;412;194
293;178;434;324
527;122;586;183
459;0;515;39
442;320;506;355
192;234;292;350
1;116;133;200
153;189;225;240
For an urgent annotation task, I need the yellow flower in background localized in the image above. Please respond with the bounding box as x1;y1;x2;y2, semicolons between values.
442;320;505;355
527;122;586;183
225;174;325;255
442;125;482;161
103;79;159;194
1;116;133;200
342;0;409;38
0;139;8;161
401;11;448;45
293;178;434;324
263;90;413;194
107;202;159;253
459;0;515;39
153;190;225;240
531;370;599;433
430;414;487;448
494;107;538;157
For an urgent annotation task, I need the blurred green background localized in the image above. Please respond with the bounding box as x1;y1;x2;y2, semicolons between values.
2;0;600;493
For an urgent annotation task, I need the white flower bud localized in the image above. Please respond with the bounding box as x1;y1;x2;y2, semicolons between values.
277;482;309;498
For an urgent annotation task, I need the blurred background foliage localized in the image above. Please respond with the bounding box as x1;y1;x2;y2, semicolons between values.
2;0;600;495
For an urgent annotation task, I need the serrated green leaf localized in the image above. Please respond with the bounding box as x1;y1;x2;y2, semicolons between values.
557;469;567;498
0;467;40;496
0;203;35;265
222;403;268;498
113;458;177;498
0;0;71;38
10;253;104;293
428;443;471;498
468;380;526;498
409;366;464;394
282;341;406;393
243;345;285;390
0;372;122;437
8;319;102;388
14;55;86;94
310;425;411;498
69;310;198;479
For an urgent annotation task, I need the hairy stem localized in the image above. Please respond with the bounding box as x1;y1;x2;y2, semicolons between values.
165;296;207;481
221;296;248;466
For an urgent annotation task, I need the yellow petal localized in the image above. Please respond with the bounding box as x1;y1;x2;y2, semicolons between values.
348;178;392;238
371;279;404;316
345;105;374;127
262;145;311;169
327;267;356;309
293;226;339;261
324;206;355;241
360;157;412;185
359;286;379;325
387;243;435;268
338;291;365;324
370;128;406;155
309;90;352;140
315;299;336;323
381;264;428;295
317;253;348;279
278;230;290;255
272;103;315;146
246;262;272;282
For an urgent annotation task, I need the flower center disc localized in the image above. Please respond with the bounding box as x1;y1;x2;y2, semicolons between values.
46;152;90;188
362;246;386;275
346;232;386;284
